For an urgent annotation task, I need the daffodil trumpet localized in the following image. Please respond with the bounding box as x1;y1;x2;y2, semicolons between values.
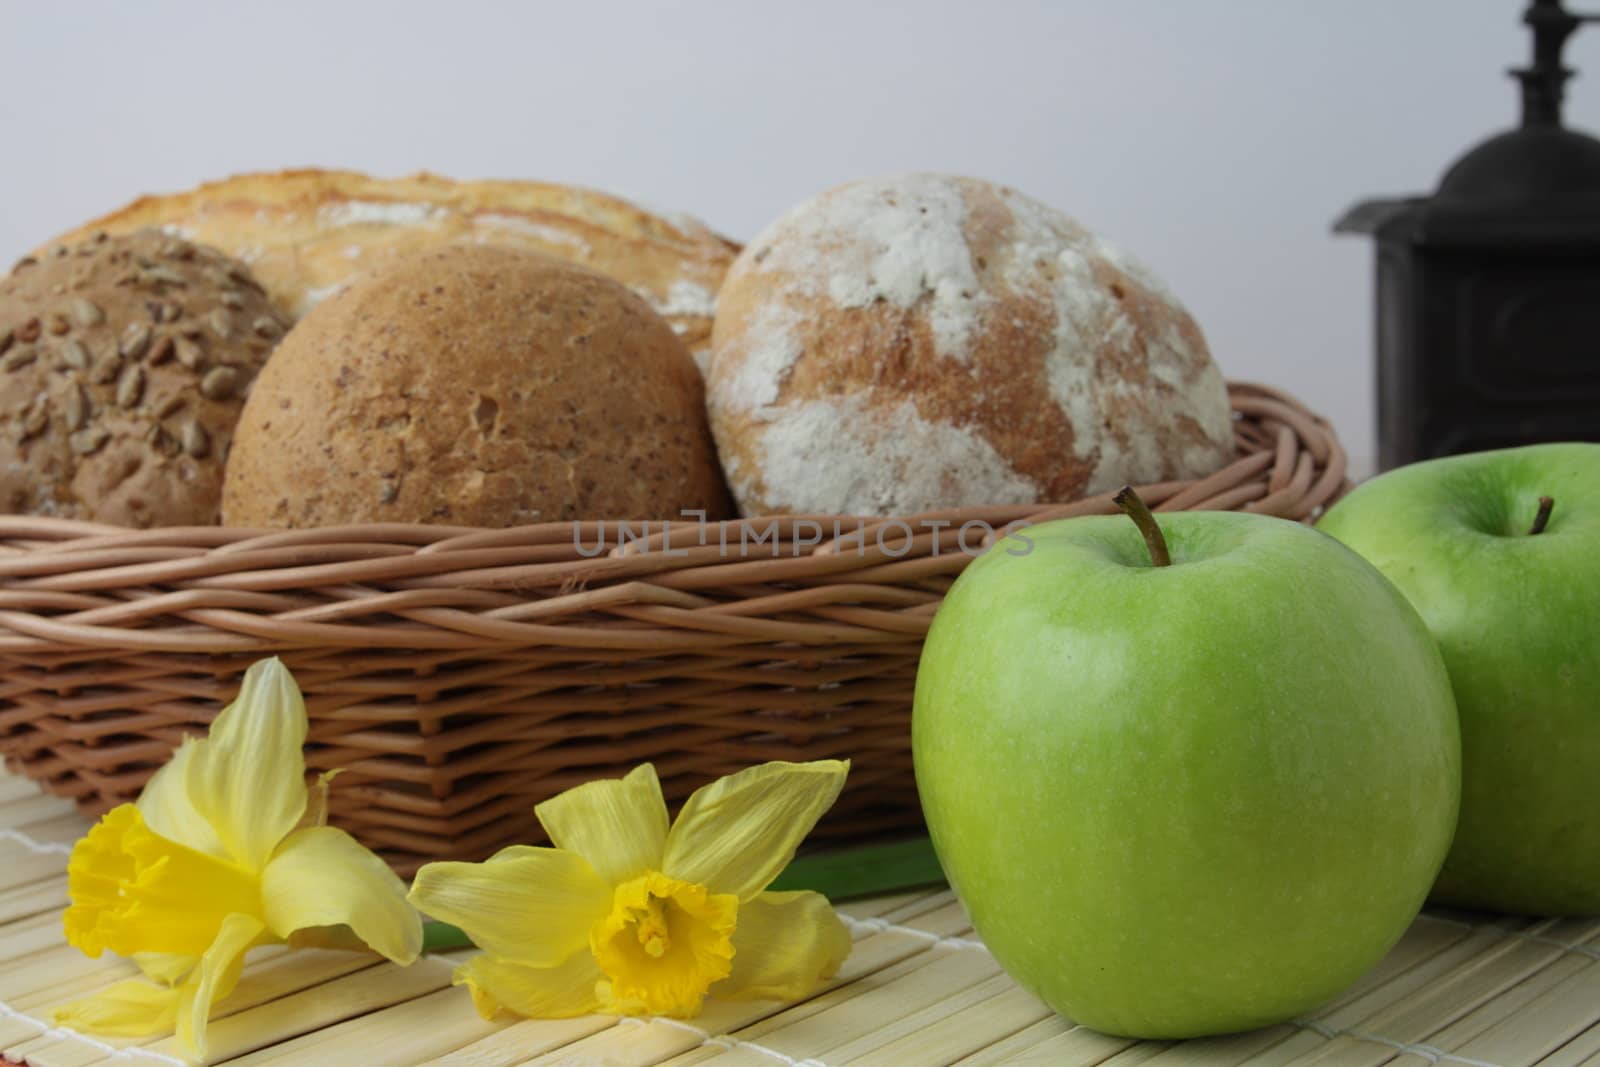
56;658;422;1062
409;760;855;1020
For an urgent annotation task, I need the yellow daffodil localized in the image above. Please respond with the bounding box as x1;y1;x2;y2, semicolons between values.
409;760;853;1020
56;658;422;1061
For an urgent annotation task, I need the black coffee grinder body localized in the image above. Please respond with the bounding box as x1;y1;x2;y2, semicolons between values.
1337;0;1600;470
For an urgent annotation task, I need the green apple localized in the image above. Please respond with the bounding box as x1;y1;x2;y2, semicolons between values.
1318;443;1600;915
912;495;1459;1039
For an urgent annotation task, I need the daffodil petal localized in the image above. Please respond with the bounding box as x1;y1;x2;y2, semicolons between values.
452;950;606;1020
711;890;851;1002
130;951;197;986
175;911;264;1062
185;658;309;872
52;978;179;1036
261;826;421;965
137;736;228;861
661;760;849;900
408;845;608;967
535;763;669;885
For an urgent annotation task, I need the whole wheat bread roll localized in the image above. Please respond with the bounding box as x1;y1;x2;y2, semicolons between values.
0;231;285;526
43;169;738;363
708;174;1235;516
222;244;732;527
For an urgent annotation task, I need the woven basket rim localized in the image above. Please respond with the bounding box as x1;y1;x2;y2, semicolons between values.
0;379;1348;656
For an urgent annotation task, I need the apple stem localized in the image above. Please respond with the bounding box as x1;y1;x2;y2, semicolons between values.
1529;496;1554;536
1113;486;1172;567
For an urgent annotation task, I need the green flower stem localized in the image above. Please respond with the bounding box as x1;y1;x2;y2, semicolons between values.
767;835;946;898
418;835;947;953
422;920;473;953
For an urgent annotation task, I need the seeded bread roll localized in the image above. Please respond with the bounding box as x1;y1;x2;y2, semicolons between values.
708;174;1236;516
222;245;733;527
0;231;286;526
43;169;738;365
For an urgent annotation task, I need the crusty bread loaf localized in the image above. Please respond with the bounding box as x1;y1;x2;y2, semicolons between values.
43;169;738;362
222;244;733;528
0;231;285;526
707;174;1235;516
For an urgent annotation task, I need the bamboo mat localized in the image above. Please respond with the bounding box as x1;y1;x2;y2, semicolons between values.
0;773;1596;1067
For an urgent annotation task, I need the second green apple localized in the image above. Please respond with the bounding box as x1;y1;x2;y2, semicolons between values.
1319;442;1600;915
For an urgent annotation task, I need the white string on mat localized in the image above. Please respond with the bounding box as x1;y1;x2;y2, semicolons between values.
0;827;73;856
1293;1017;1505;1067
0;998;189;1066
838;913;990;953
619;1015;829;1067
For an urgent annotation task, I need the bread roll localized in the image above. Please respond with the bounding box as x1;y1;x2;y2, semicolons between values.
42;169;738;362
0;231;285;526
222;245;732;527
707;174;1235;516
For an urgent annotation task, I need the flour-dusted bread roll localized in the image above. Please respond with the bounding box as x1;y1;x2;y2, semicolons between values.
0;231;285;526
42;169;738;362
222;245;732;527
708;174;1235;516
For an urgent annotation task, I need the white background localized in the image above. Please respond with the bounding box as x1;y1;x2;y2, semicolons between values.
4;0;1598;474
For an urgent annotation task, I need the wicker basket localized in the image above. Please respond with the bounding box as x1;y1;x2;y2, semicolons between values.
0;382;1347;874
